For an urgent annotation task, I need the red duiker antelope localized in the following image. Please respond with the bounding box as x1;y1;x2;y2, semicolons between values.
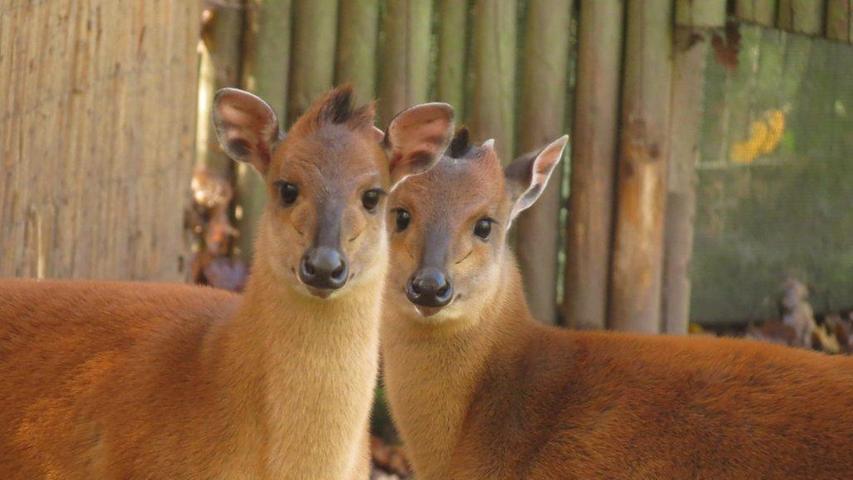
0;86;454;479
381;128;853;479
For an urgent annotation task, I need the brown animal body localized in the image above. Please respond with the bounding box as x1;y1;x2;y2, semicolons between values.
381;129;853;479
0;87;454;479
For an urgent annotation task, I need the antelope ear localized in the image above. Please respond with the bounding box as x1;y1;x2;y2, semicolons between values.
504;135;568;227
212;88;284;175
384;102;455;190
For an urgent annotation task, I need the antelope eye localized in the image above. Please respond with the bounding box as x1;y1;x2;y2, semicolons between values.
275;181;299;206
394;209;411;232
361;189;383;212
474;218;493;240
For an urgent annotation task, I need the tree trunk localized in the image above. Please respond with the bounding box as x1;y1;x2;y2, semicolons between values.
336;0;379;103
563;0;624;330
514;0;573;325
435;0;468;115
735;0;778;26
778;0;825;35
288;0;338;125
376;0;433;126
467;0;517;161
238;0;291;264
608;0;673;333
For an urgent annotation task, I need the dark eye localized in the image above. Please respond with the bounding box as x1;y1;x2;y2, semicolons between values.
474;218;493;240
361;189;384;212
276;181;299;206
394;209;411;232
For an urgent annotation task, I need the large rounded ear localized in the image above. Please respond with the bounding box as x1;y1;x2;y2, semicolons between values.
384;102;455;190
212;88;284;175
504;135;569;228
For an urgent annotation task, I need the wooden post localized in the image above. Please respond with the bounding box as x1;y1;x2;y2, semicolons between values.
467;0;517;161
238;0;292;263
676;0;726;27
435;0;469;116
336;0;379;103
563;0;624;330
826;0;851;42
195;3;245;175
514;0;572;324
664;1;723;334
608;0;673;333
735;0;778;26
778;0;825;35
376;0;433;126
288;0;338;124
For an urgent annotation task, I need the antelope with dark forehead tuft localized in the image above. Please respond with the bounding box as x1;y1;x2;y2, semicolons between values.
381;128;853;479
0;86;454;479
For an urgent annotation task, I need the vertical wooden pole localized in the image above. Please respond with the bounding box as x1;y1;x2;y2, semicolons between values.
467;0;517;161
608;0;673;333
238;0;291;263
778;0;825;35
377;0;433;126
826;0;851;42
735;0;778;26
288;0;338;124
676;0;726;27
435;0;469;115
515;0;572;324
336;0;380;103
663;1;724;334
196;3;245;175
563;0;624;330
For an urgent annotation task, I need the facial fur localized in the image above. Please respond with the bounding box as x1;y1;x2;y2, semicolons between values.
386;130;511;326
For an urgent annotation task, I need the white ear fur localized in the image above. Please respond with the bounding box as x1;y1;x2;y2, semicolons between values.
505;135;569;227
371;126;385;143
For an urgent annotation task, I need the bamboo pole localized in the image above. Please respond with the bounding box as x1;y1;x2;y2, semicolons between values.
735;0;778;26
676;0;726;27
195;3;245;175
336;0;379;103
376;0;433;126
514;0;572;325
288;0;338;125
826;0;851;42
435;0;468;115
237;0;291;263
663;5;722;334
563;0;624;330
467;0;517;161
778;0;825;35
608;0;673;333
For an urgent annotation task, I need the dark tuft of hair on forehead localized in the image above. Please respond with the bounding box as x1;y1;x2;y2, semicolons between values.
316;84;375;130
447;127;472;159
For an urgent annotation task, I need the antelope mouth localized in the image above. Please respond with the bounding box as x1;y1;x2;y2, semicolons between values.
411;294;458;318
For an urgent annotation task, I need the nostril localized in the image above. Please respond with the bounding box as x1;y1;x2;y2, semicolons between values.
437;283;450;297
410;280;422;295
331;261;346;281
304;261;315;276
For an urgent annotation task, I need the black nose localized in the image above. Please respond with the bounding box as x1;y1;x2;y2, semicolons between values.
299;247;348;291
406;267;453;307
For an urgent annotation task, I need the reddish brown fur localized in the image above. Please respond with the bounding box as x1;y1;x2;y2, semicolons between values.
382;136;853;479
0;87;454;479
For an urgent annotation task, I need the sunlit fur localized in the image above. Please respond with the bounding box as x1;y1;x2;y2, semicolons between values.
381;137;853;479
0;88;397;479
